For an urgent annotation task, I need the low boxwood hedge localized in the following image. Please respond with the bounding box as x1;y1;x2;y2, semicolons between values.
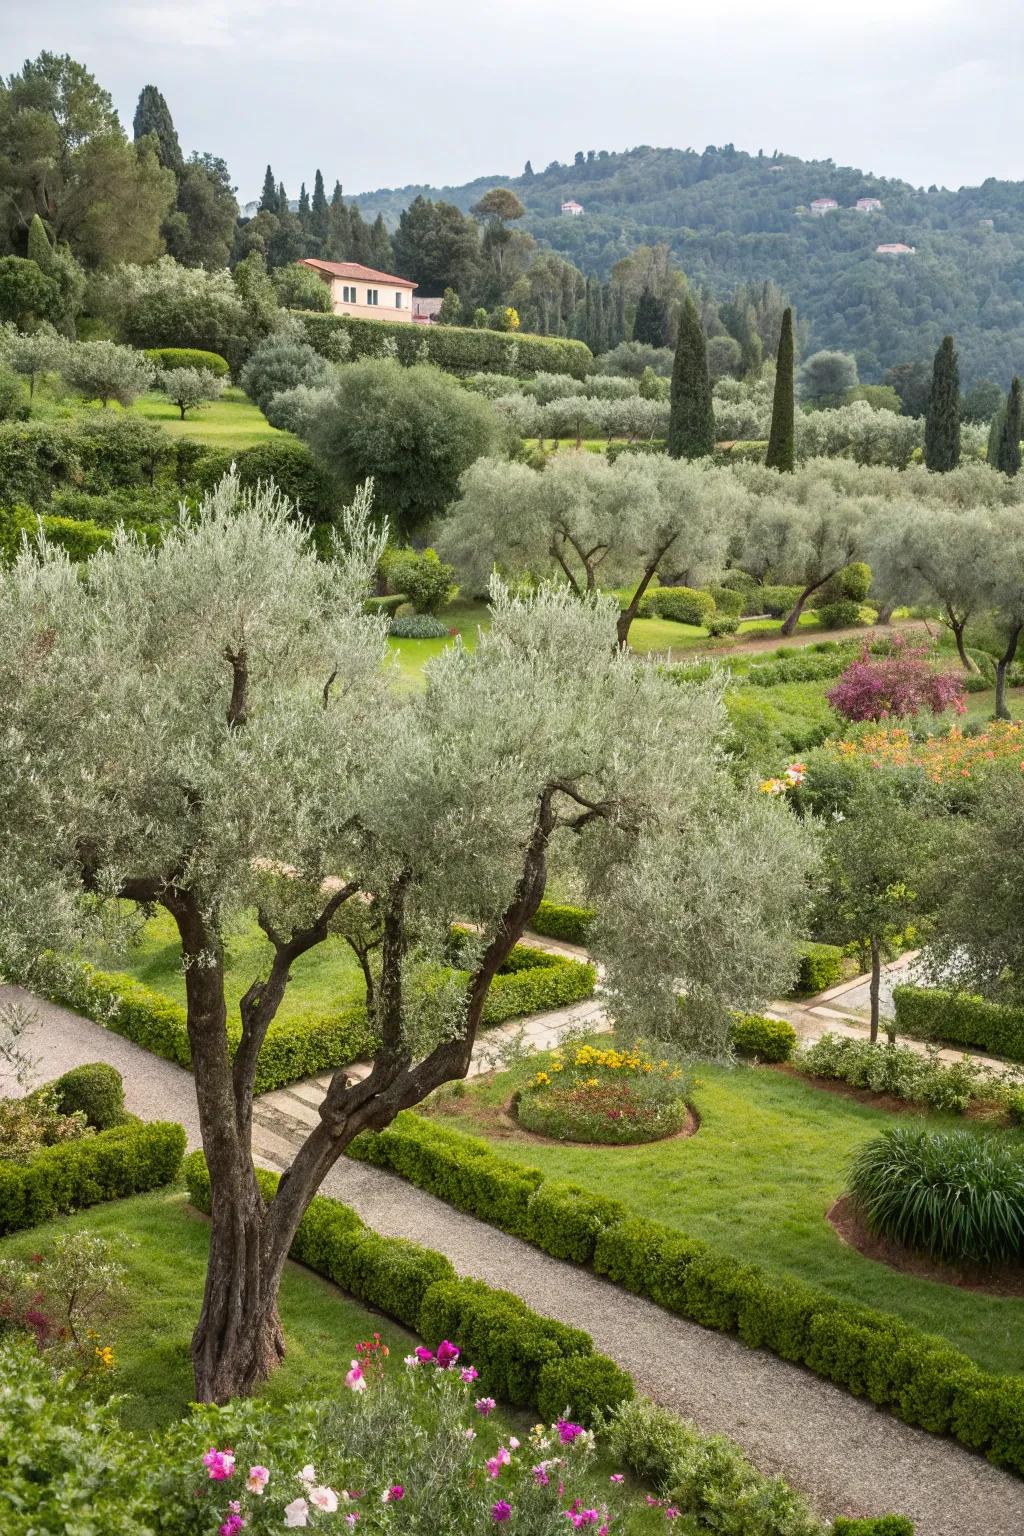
348;1111;1024;1474
893;985;1024;1064
791;942;843;998
638;586;716;627
528;899;597;945
728;1012;797;1063
0;1120;185;1235
297;312;592;380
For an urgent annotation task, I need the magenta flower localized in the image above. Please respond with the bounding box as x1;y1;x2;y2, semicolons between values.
435;1339;461;1369
219;1517;245;1536
557;1418;584;1445
609;1474;624;1484
476;1396;497;1416
532;1464;550;1487
387;1486;404;1502
203;1448;236;1481
460;1366;479;1383
665;1508;680;1521
492;1501;512;1523
414;1346;435;1364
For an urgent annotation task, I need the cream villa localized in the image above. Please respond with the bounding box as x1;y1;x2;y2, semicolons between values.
297;258;417;320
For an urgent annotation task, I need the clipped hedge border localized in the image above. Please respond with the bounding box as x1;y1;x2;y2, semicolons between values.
729;1012;797;1063
791;942;844;998
893;985;1024;1065
0;1120;186;1236
346;1111;1024;1475
529;899;597;946
296;311;592;380
35;946;593;1094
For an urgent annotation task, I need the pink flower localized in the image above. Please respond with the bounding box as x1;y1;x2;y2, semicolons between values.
492;1501;512;1523
567;1512;601;1530
464;1429;477;1441
476;1397;497;1417
345;1518;359;1530
309;1487;339;1513
486;1458;504;1480
665;1508;680;1521
299;1465;317;1486
246;1466;269;1495
609;1474;624;1484
414;1346;435;1364
435;1339;461;1369
381;1485;404;1504
284;1497;309;1528
461;1366;479;1383
203;1448;236;1481
346;1361;367;1393
219;1518;245;1536
557;1419;584;1444
532;1464;550;1487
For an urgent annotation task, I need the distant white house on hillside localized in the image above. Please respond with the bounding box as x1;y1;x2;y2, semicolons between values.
810;197;839;216
876;242;916;255
296;258;417;320
561;199;584;216
854;197;883;212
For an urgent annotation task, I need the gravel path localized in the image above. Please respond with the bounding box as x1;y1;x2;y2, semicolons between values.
5;987;1024;1536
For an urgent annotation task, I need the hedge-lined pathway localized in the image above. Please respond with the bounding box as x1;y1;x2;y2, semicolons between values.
4;983;1024;1536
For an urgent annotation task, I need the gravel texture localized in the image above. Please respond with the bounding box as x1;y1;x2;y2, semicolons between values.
5;986;1024;1536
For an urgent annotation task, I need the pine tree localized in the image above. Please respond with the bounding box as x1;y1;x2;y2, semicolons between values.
297;182;311;226
259;165;278;214
27;213;52;271
924;334;961;472
764;306;795;472
133;85;183;173
311;170;329;247
667;297;715;459
633;287;668;348
996;376;1023;476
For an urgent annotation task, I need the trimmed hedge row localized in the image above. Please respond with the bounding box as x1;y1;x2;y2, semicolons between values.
729;1012;797;1063
38;946;594;1093
528;899;597;946
893;985;1024;1064
791;942;844;998
638;586;717;627
143;347;230;377
347;1112;1024;1475
183;1151;629;1425
0;1120;186;1236
296;311;592;380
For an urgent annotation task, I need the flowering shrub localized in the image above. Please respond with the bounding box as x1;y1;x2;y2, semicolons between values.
827;720;1024;783
0;1230;128;1376
517;1043;690;1145
0;1085;92;1164
826;639;965;723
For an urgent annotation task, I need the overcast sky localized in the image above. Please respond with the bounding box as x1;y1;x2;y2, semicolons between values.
7;1;1023;202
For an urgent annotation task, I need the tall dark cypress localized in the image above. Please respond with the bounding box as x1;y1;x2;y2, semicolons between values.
924;334;961;471
765;306;795;471
311;170;329;247
667;297;715;459
297;182;311;226
259;165;278;214
133;85;183;173
276;181;289;215
633;287;667;348
997;376;1023;476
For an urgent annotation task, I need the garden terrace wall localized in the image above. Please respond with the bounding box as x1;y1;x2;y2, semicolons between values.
296;311;592;380
893;985;1024;1064
0;1120;185;1235
346;1111;1024;1475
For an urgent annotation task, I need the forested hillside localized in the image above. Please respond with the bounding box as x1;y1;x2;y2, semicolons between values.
351;144;1024;383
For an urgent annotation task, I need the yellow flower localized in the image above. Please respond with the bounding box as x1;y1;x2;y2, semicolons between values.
583;1078;599;1088
534;1071;550;1086
95;1345;115;1371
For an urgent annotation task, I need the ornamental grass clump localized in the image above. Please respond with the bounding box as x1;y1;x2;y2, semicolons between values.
517;1042;690;1145
847;1125;1024;1265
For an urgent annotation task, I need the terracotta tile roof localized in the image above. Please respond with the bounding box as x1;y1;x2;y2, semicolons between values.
298;258;417;289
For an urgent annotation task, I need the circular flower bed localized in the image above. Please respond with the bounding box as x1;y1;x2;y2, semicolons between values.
516;1042;691;1145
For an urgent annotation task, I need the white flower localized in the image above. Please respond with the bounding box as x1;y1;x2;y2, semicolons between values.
298;1465;317;1485
403;1353;419;1367
509;1437;520;1450
464;1428;476;1440
284;1496;310;1528
309;1486;339;1513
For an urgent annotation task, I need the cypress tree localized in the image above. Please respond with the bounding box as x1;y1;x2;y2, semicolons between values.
368;213;394;272
765;306;795;471
277;181;289;215
297;182;311;226
27;213;52;271
996;376;1023;476
259;165;278;214
924;334;961;471
311;170;329;246
133;85;183;173
633;287;667;347
987;402;1007;467
667;297;715;459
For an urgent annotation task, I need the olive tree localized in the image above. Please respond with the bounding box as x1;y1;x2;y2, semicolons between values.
871;504;993;672
62;339;155;408
441;451;743;646
156;365;224;421
0;323;67;406
0;473;809;1404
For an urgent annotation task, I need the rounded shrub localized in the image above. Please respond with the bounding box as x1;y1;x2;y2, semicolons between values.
706;613;740;638
389;614;451;639
640;586;716;627
847;1126;1024;1265
536;1353;635;1428
143;347;229;377
49;1062;126;1128
816;598;866;629
729;1013;796;1063
230;439;335;524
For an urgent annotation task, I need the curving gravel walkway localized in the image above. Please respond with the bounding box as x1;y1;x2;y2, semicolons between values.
4;987;1024;1536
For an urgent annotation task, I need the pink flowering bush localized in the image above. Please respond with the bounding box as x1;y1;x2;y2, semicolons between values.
826;638;966;723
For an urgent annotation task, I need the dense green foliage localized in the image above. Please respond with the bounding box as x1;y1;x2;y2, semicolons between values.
49;1063;126;1129
765;307;795;471
529;898;597;944
728;1012;797;1062
667;298;714;459
924;336;961;472
893;985;1024;1063
143;346;229;376
795;1034;1015;1116
791;942;844;996
297;309;592;378
848;1126;1024;1264
0;1119;185;1236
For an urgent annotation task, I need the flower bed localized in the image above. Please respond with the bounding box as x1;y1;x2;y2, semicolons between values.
516;1042;691;1145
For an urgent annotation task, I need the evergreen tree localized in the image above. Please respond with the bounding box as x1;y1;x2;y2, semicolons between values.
667;297;715;459
987;402;1007;467
132;85;183;173
996;376;1023;476
348;205;370;264
765;306;795;472
297;182;311;226
632;287;668;347
311;170;329;246
523;160;534;178
368;213;394;272
924;334;961;471
277;181;289;215
327;183;349;260
259;165;278;214
27;213;52;270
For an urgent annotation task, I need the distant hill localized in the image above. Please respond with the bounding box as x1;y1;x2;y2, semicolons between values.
350;144;1024;384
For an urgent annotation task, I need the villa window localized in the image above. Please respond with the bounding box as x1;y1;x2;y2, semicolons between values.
366;288;379;305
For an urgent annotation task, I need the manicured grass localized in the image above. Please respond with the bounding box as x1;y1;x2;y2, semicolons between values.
88;906;366;1021
424;1052;1024;1375
134;387;281;449
385;599;487;689
0;1189;414;1430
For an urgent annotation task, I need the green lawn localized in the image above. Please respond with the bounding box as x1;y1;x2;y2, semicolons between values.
134;387;280;449
422;1053;1024;1376
89;907;366;1021
0;1190;414;1431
